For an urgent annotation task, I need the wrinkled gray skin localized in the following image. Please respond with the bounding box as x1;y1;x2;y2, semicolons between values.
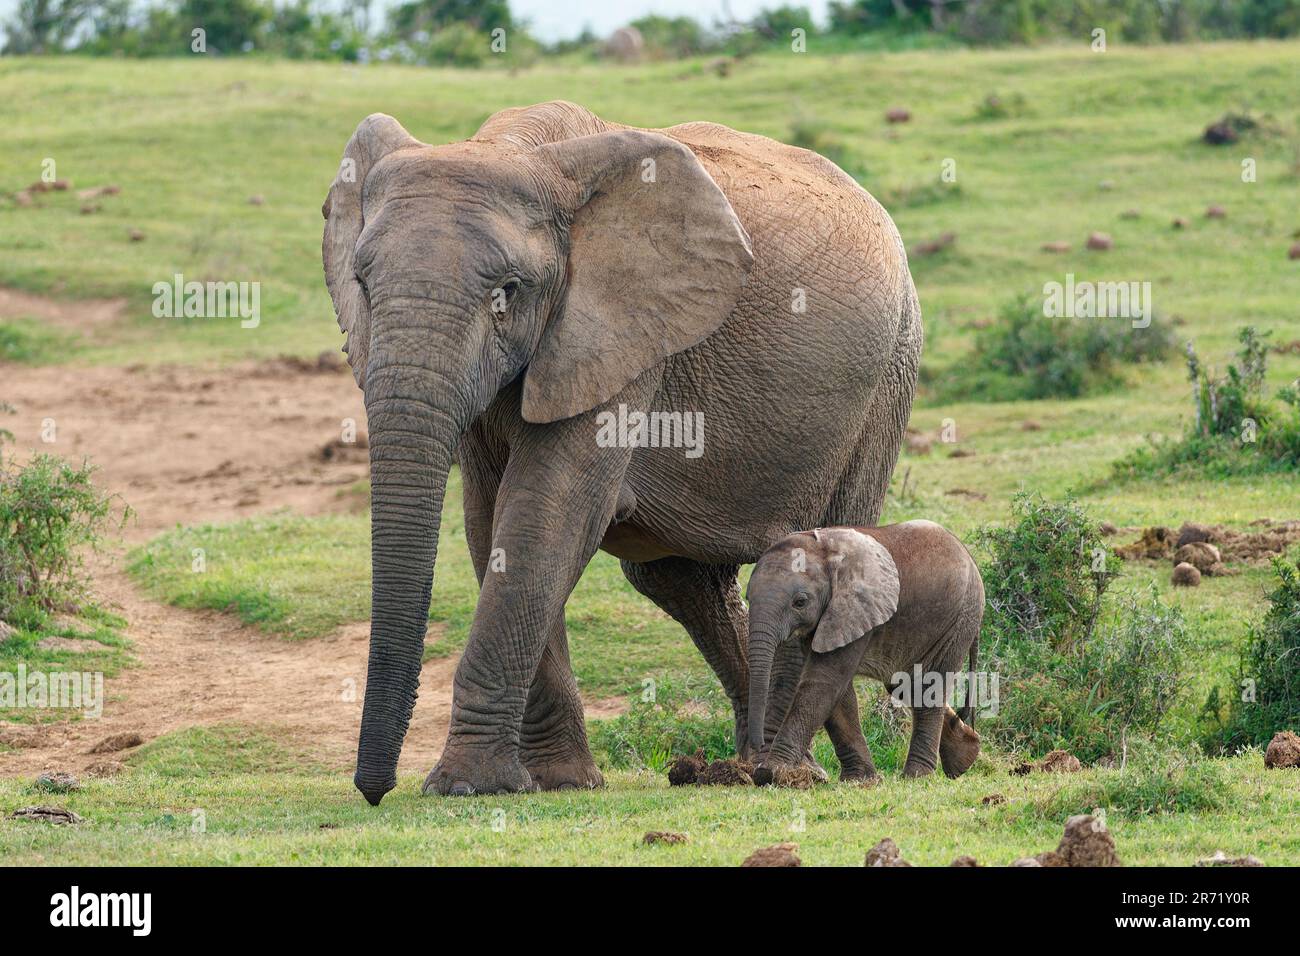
747;523;983;784
321;101;922;804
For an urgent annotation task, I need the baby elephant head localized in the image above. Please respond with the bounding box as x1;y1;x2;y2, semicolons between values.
745;528;900;753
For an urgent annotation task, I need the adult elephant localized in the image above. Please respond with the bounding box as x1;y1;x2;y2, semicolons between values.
322;101;922;805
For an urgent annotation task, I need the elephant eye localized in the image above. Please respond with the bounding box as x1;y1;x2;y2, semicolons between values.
491;277;522;314
792;594;809;609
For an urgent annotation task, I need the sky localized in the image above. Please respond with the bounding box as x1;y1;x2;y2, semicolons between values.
0;1;835;46
513;0;832;42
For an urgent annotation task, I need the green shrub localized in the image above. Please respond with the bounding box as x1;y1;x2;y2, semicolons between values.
0;452;129;620
590;675;734;771
1035;747;1230;819
940;293;1173;402
1112;327;1300;480
1201;552;1300;752
976;495;1188;762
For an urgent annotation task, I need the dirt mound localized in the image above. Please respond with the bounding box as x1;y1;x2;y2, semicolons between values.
1264;730;1300;769
667;750;707;786
1172;563;1201;587
742;843;801;867
865;837;912;867
88;732;145;754
698;758;755;787
1118;521;1300;567
643;831;688;845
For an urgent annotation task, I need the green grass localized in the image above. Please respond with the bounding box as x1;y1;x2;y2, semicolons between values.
0;605;132;724
0;318;70;364
6;43;1300;864
1;748;1294;865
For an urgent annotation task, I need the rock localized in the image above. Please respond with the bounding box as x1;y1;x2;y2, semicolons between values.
1206;204;1226;218
87;732;145;754
1039;750;1082;773
643;830;688;845
1172;216;1190;229
667;750;707;787
1041;241;1071;253
1174;541;1222;572
1196;850;1264;867
982;793;1007;806
905;433;932;455
1203;121;1237;145
10;806;83;825
742;843;801;867
1172;562;1201;587
1176;522;1215;547
698;758;754;787
885;107;911;123
949;855;981;867
1056;813;1121;867
864;837;912;867
1085;232;1113;250
1099;521;1118;536
34;772;80;793
911;232;956;257
1264;730;1300;769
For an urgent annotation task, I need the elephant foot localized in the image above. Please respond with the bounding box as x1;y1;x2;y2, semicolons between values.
839;764;880;785
423;743;537;797
901;761;937;779
523;754;605;792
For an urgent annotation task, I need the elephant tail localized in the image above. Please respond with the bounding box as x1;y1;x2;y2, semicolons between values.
959;631;979;729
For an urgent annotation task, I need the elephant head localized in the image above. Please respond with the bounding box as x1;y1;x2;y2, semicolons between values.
322;107;753;804
745;528;900;754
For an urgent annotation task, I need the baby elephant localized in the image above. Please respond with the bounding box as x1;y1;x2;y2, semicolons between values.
746;521;984;785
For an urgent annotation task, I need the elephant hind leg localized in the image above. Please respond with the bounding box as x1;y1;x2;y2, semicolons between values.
938;706;981;779
621;557;752;756
902;705;945;778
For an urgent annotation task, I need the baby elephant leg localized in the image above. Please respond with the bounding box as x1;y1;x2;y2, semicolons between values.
823;688;878;782
938;706;981;778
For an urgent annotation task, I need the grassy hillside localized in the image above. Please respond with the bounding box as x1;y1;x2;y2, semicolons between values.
3;44;1300;864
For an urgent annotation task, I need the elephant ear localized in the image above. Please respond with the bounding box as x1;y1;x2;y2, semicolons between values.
521;130;754;423
322;114;422;389
812;529;900;654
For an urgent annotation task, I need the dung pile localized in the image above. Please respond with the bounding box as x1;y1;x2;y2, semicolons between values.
667;751;755;787
1012;814;1121;867
1264;730;1300;769
864;837;912;867
742;843;801;867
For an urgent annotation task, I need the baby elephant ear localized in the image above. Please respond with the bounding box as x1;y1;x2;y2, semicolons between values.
812;530;900;654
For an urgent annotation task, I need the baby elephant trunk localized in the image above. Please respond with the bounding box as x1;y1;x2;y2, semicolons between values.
747;623;781;754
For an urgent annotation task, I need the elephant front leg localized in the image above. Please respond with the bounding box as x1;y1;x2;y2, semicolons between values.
755;642;861;786
519;618;604;791
425;432;632;797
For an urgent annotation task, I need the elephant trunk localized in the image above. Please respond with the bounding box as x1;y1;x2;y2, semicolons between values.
747;622;782;755
354;304;477;806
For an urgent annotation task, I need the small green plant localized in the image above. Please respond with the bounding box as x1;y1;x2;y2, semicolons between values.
939;293;1173;402
1035;747;1229;819
1113;326;1300;480
590;675;735;771
1201;552;1300;753
0;451;130;620
976;495;1188;762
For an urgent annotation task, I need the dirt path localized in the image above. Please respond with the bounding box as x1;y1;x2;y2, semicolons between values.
0;295;564;779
